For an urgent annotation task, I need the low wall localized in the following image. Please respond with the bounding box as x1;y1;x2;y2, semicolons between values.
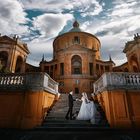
96;89;140;128
0;90;56;129
93;72;140;128
0;72;59;129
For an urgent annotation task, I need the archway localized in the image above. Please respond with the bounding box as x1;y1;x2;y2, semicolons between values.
0;51;8;72
129;55;139;72
75;87;79;94
15;56;23;73
71;55;82;74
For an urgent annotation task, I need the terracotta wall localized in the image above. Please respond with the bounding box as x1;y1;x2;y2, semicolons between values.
97;90;140;128
58;78;93;94
0;92;23;128
0;91;56;129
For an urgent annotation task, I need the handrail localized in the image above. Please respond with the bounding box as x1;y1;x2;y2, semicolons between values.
93;72;140;94
0;72;59;94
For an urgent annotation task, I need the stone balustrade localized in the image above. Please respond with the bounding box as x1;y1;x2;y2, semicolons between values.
0;72;59;94
0;74;24;85
94;72;140;94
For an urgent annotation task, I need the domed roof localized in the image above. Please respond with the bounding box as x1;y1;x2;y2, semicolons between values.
69;20;82;32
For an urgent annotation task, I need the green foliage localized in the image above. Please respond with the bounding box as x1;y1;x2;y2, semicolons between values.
0;64;2;69
0;64;10;73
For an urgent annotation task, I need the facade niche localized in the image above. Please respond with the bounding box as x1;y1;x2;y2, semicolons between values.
71;55;82;74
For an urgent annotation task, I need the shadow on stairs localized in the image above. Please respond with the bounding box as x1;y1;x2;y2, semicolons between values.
0;94;140;140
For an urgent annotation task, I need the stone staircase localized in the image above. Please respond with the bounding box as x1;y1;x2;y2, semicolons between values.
46;94;81;120
1;94;140;140
35;93;109;130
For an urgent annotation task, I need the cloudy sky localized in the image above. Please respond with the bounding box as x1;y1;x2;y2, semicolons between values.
0;0;140;66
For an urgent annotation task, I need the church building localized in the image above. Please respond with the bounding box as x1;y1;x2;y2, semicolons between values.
0;21;140;129
39;21;114;94
0;21;140;94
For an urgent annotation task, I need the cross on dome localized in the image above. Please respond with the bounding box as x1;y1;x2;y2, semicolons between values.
73;20;79;28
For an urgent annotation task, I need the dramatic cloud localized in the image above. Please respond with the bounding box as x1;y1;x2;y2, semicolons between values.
0;0;29;35
80;0;140;65
20;0;103;17
1;0;139;66
99;35;127;64
26;13;74;66
75;0;103;17
20;0;72;12
32;13;74;38
27;38;54;66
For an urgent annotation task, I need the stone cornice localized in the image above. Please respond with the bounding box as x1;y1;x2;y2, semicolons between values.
0;35;29;54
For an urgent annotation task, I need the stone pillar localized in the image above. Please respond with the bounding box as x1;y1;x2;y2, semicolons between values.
93;52;96;77
9;45;16;73
64;53;70;75
82;54;87;74
11;54;18;73
7;48;13;72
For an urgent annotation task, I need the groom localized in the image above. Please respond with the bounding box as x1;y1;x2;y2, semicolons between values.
65;91;76;120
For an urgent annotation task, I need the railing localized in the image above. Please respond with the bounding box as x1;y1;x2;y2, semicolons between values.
0;73;25;90
0;72;59;94
93;72;140;94
43;73;59;94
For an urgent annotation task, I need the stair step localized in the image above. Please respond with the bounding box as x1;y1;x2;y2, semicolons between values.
41;94;109;129
2;128;140;140
35;125;110;131
42;123;93;127
44;119;90;122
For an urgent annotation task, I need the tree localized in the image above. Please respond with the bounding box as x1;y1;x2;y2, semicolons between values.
0;64;10;73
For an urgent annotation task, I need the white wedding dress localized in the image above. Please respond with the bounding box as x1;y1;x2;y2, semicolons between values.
76;93;96;124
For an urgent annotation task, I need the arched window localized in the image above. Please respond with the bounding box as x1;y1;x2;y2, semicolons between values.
71;55;82;74
0;51;8;67
0;51;8;72
15;56;23;73
74;36;80;44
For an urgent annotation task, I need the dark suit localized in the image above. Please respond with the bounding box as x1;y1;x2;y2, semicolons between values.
65;93;75;120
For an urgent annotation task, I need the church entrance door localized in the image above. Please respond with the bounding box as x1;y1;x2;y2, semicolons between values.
75;87;79;94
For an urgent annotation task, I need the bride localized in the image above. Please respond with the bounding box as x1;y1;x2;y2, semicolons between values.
76;92;96;124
